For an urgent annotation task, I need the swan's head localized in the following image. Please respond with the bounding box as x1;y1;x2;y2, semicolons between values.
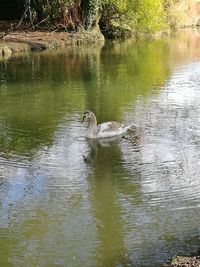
81;110;93;123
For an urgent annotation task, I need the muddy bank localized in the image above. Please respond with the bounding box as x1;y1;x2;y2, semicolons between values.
0;26;104;59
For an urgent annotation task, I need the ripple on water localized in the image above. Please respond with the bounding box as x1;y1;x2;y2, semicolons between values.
1;34;200;266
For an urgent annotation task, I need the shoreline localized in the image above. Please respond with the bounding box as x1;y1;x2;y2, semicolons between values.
0;25;105;59
0;20;199;60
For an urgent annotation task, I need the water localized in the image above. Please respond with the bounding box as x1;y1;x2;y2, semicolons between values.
0;29;200;267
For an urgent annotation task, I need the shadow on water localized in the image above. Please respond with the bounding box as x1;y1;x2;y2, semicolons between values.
0;29;200;266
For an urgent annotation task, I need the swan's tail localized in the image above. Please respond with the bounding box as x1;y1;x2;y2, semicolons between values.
125;122;137;132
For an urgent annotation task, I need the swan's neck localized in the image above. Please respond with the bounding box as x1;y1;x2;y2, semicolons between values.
87;113;97;137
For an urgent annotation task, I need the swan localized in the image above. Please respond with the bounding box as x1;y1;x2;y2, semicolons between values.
81;110;131;138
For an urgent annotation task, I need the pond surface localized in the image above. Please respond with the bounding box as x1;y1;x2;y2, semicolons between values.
0;29;200;267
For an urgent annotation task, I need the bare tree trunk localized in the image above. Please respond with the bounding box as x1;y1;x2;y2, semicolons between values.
80;0;100;29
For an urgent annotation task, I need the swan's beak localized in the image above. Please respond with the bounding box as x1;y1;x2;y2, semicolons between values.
81;115;86;123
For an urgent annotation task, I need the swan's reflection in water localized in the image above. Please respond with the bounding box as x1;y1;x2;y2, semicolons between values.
84;130;139;163
84;135;140;267
83;135;127;163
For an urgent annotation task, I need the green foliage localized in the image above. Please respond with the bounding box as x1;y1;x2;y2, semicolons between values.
100;0;168;33
30;0;72;24
23;0;174;33
131;0;167;32
163;0;182;28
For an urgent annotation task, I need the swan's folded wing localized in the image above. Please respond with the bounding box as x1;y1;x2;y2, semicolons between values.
97;121;123;132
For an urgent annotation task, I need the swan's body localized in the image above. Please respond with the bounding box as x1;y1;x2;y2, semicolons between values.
82;110;131;139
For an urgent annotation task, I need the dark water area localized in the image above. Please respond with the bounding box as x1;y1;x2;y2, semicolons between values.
0;29;200;266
